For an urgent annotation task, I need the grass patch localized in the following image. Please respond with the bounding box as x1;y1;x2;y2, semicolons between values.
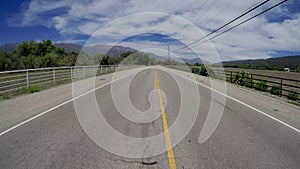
2;93;11;100
244;77;252;88
255;80;268;92
270;85;281;95
25;84;42;93
288;91;299;101
233;71;252;87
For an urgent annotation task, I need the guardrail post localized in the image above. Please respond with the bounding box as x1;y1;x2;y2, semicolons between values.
83;67;86;77
100;66;103;74
70;67;73;79
53;68;56;82
280;78;283;96
26;70;30;87
250;74;253;87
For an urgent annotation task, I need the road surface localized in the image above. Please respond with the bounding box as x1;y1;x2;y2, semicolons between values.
0;67;299;169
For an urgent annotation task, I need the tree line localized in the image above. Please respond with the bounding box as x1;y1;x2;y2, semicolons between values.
0;40;77;71
0;40;157;71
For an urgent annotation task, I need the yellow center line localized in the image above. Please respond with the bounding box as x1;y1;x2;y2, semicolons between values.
153;69;177;169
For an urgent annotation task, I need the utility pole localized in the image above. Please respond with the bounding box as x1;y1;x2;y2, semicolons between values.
168;44;170;64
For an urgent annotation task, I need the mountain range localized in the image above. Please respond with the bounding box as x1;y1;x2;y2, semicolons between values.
221;55;300;69
0;43;18;52
1;43;299;67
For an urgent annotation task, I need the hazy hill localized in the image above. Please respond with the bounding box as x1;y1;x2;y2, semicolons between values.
221;55;300;70
6;42;297;67
55;43;82;53
173;57;204;64
82;45;137;56
0;43;83;53
0;42;137;57
0;43;18;52
0;42;198;64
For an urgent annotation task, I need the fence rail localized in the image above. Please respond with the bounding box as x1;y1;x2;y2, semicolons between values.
215;70;300;101
166;65;300;101
0;65;121;96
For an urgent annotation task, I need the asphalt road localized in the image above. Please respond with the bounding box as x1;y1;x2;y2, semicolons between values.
0;67;300;169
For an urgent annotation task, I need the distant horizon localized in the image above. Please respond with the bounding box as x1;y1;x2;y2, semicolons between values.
1;39;300;62
1;0;300;62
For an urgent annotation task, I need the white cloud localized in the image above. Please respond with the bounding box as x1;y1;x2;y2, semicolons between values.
8;0;300;61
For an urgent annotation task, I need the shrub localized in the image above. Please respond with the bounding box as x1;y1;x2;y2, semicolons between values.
207;67;215;77
191;65;209;76
244;77;253;88
233;71;251;86
199;65;208;76
288;91;299;101
191;67;200;74
270;85;281;95
2;93;11;100
25;84;42;93
255;80;268;92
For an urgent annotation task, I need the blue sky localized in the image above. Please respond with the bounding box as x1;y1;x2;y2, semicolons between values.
1;0;300;61
0;0;59;43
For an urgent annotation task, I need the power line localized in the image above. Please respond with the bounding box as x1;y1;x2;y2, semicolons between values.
173;0;270;52
188;0;289;47
204;0;234;26
206;0;268;27
192;0;210;22
196;0;218;21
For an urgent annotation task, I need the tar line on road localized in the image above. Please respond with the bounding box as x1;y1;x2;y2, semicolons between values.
154;69;177;169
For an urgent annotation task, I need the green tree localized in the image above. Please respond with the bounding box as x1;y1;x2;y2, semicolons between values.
42;52;61;67
121;51;134;58
16;41;31;57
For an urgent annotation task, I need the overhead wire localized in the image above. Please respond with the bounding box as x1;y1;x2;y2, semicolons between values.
196;0;218;21
204;0;234;26
194;0;289;46
192;0;210;22
173;0;270;52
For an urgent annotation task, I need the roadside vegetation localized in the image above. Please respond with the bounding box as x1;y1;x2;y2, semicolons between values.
188;64;299;102
0;40;158;72
0;40;77;71
288;91;299;101
0;39;160;100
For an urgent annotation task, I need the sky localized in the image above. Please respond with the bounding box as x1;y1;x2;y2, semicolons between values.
0;0;300;61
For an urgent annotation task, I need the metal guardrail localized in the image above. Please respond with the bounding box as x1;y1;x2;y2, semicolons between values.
0;65;120;96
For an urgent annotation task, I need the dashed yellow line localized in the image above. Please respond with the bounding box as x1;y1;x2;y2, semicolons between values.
154;69;177;169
